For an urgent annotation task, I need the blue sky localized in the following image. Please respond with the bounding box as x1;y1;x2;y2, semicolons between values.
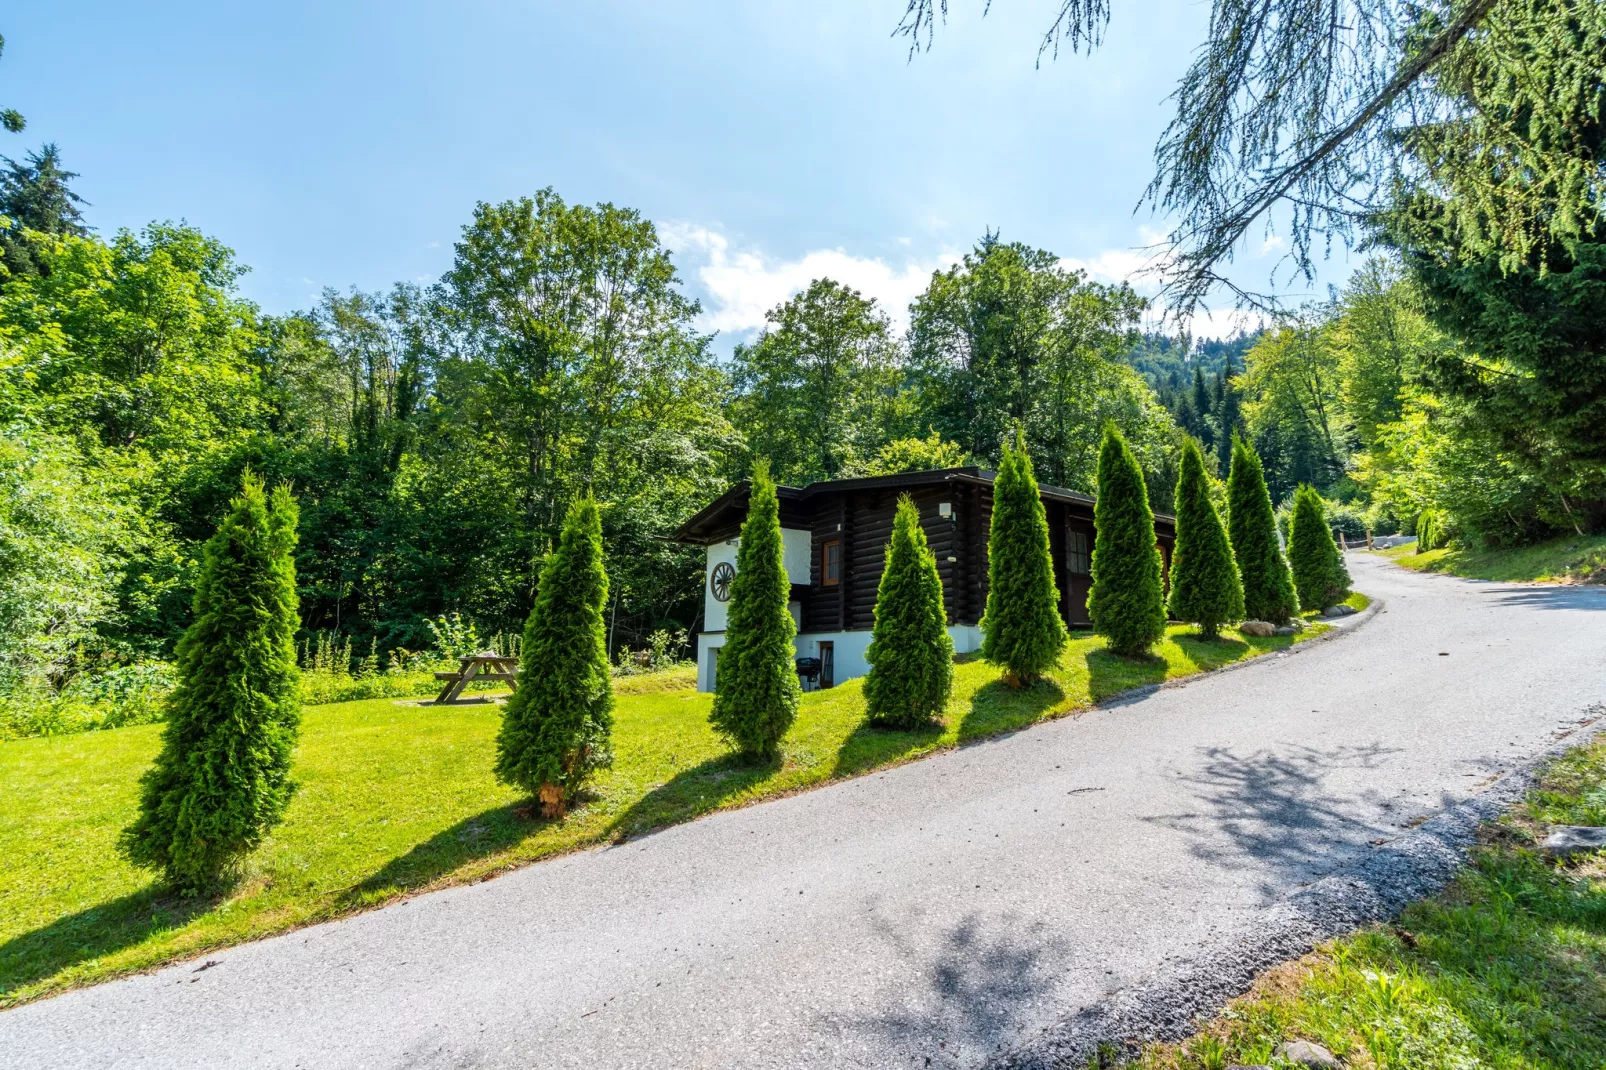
7;1;1345;346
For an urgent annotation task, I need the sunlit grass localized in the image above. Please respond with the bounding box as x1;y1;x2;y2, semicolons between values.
1;622;1321;1007
1379;535;1606;585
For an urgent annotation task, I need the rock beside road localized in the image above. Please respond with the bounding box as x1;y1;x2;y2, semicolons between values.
1543;825;1606;860
1321;604;1358;618
1239;621;1276;637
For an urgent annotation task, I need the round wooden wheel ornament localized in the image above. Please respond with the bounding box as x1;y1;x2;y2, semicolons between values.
710;561;735;601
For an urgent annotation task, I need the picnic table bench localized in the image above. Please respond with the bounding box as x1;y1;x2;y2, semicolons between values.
434;651;519;704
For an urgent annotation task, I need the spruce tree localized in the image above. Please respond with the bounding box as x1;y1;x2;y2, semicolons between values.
1227;436;1298;623
121;473;301;891
495;498;613;818
981;434;1067;687
1167;438;1244;638
1288;485;1353;611
1087;425;1168;657
709;460;799;762
865;495;954;727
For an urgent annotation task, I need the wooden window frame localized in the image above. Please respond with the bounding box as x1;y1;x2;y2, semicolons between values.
821;539;842;586
1067;530;1091;575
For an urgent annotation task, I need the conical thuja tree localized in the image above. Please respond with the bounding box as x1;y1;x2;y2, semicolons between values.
981;433;1067;687
121;473;302;891
865;495;954;727
495;498;613;818
1087;425;1167;657
709;460;799;762
1167;438;1244;638
1288;485;1352;611
1227;436;1298;624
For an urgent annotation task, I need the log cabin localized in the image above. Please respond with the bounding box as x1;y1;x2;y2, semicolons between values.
672;466;1176;693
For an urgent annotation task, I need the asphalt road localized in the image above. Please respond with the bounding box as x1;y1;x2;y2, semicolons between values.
5;554;1605;1069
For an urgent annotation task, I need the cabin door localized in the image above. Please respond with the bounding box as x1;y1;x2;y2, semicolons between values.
818;642;834;688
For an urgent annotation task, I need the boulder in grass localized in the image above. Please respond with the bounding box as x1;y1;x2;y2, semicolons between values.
1239;620;1276;637
1277;1040;1340;1068
1543;825;1606;861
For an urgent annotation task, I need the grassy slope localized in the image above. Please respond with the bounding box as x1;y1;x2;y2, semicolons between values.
1135;737;1606;1070
1380;534;1606;584
1;625;1323;1007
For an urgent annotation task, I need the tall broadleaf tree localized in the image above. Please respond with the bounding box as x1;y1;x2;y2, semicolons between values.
121;474;301;891
980;432;1067;686
1088;425;1168;657
709;461;799;762
865;495;954;727
495;498;614;818
1167;438;1244;637
1227;436;1299;623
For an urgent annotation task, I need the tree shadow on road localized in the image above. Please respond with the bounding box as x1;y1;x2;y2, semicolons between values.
1141;741;1410;901
833;907;1069;1065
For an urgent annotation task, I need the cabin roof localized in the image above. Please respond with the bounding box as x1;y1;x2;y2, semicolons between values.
672;466;1172;544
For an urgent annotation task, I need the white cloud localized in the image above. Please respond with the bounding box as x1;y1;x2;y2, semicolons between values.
661;223;959;337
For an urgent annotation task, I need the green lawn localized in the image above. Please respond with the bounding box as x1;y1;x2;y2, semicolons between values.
1379;534;1606;585
1135;737;1606;1070
1;624;1322;1007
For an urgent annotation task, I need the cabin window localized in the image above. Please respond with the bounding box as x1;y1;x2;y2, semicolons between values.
821;539;842;585
1067;530;1091;575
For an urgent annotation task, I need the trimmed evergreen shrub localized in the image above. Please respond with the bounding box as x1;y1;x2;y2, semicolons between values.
1087;425;1168;657
1289;484;1353;611
120;473;302;891
495;498;614;818
865;495;954;727
1227;436;1298;624
709;460;799;762
1167;438;1244;637
981;434;1067;687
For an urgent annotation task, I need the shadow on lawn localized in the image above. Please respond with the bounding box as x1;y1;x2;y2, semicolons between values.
338;800;560;908
830;718;945;779
605;753;782;842
0;884;214;1002
956;677;1065;741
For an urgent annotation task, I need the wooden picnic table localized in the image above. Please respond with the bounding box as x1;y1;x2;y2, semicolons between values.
434;651;519;704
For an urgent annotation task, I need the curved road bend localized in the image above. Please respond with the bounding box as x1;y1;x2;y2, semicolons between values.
4;554;1605;1069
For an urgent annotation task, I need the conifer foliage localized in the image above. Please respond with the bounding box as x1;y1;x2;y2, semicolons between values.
1227;436;1299;623
865;495;954;727
121;473;301;891
1167;438;1244;637
1288;485;1353;611
981;434;1067;687
495;498;613;818
1088;425;1168;657
709;461;800;762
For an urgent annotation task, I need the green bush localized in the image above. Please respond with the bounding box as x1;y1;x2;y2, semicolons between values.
1289;484;1353;611
1167;439;1244;637
495;499;614;817
121;474;302;891
981;434;1067;686
865;495;954;727
1227;437;1299;624
1088;425;1168;657
709;461;800;763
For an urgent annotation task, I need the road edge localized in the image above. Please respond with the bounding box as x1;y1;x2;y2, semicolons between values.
992;703;1603;1069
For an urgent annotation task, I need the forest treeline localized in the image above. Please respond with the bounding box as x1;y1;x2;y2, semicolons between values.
1;0;1602;710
